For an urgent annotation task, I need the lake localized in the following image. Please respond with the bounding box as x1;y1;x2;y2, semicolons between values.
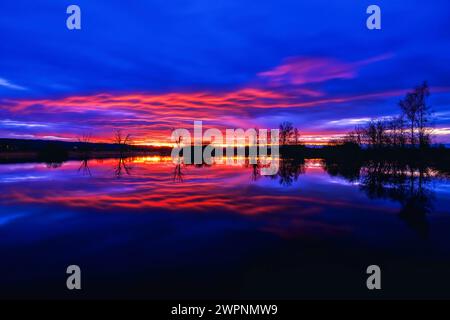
1;156;450;299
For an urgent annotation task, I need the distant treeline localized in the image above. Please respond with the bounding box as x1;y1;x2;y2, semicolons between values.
343;82;434;149
1;82;448;165
274;81;450;175
0;138;172;157
275;81;443;150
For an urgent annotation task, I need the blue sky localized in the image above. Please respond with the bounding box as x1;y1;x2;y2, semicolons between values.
1;0;450;144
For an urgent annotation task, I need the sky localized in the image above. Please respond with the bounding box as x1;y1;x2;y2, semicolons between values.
1;0;450;145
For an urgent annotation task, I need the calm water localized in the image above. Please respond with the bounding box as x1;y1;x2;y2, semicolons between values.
1;157;450;299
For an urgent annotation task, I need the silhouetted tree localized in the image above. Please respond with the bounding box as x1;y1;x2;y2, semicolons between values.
279;122;301;145
80;134;90;142
386;116;407;148
399;81;432;147
415;82;433;147
364;119;389;148
345;82;433;149
293;128;301;145
344;125;364;146
78;134;92;167
279;121;294;145
114;129;131;155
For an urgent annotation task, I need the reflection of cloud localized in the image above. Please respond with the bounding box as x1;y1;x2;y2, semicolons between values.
261;211;352;239
0;213;26;226
1;157;410;239
0;157;389;215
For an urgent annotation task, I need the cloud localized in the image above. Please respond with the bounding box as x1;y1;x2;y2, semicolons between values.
0;88;401;145
2;53;450;145
0;78;26;91
0;119;49;128
257;54;393;86
327;117;372;127
3;83;450;145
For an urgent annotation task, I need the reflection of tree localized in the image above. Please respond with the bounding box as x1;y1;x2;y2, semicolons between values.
114;157;133;178
246;157;305;185
361;161;433;237
243;158;261;181
398;190;432;238
324;159;361;183
325;160;434;238
251;162;261;181
273;158;305;187
78;158;91;176
45;162;64;169
173;163;184;182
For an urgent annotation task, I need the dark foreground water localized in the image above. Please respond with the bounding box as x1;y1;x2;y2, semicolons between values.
1;157;450;299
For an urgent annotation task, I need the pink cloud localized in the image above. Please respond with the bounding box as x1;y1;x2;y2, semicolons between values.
4;86;450;145
258;54;393;86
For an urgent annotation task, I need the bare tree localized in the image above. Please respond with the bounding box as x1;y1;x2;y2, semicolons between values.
78;133;92;153
386;116;407;148
77;133;92;176
293;128;301;145
362;119;389;148
399;82;432;147
78;133;92;144
415;82;432;147
345;82;433;149
400;91;418;146
114;129;132;155
279;121;294;145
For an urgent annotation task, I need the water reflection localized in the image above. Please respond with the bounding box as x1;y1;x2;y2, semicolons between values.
1;156;450;299
173;163;184;182
324;160;436;237
45;161;64;169
0;156;449;232
177;157;306;187
114;157;133;178
271;158;305;186
78;158;91;176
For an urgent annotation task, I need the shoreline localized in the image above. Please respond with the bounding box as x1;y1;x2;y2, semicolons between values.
0;151;165;164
